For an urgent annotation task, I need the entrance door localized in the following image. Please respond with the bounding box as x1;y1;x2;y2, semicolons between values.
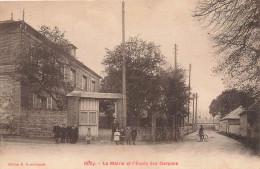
78;99;99;139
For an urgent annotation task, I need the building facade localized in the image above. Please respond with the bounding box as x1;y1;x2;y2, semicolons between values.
0;20;101;138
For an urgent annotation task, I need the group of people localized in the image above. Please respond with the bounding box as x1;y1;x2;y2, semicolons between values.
53;123;78;144
111;118;138;145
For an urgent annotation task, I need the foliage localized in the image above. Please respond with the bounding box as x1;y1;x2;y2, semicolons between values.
17;25;74;110
160;67;189;126
209;89;256;118
194;0;260;96
101;36;189;126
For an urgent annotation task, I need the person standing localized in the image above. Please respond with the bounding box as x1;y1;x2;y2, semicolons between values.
111;118;119;141
125;127;131;145
53;123;61;144
66;124;72;143
60;124;67;143
114;129;120;145
71;124;78;144
131;128;137;145
86;128;91;144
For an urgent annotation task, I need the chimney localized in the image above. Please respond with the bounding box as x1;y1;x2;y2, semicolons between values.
68;44;77;57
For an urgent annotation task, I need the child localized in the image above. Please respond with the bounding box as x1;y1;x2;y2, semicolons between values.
114;128;120;145
125;127;131;145
86;128;91;144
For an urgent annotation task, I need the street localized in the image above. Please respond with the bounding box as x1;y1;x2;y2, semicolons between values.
0;131;259;169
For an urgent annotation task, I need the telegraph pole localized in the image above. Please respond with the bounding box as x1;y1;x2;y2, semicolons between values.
122;1;127;128
195;93;198;130
187;64;191;133
173;44;178;140
174;44;177;70
192;94;195;131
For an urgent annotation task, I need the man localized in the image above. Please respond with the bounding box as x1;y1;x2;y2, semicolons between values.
66;124;72;143
111;118;119;141
71;124;78;144
60;124;67;143
53;123;61;144
199;125;204;141
131;128;137;145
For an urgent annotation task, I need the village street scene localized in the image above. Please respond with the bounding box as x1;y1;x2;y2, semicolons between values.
0;0;259;169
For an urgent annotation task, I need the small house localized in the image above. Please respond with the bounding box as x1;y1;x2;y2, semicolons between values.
219;106;243;135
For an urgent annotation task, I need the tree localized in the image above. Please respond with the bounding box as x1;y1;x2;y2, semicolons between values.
101;37;165;126
209;89;255;118
160;67;189;126
101;36;189;127
194;0;260;96
17;25;74;110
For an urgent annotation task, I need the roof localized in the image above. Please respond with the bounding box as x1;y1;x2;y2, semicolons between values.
67;90;123;99
0;20;101;79
220;106;244;121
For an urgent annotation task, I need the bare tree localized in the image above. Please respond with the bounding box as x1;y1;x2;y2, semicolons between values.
194;0;260;96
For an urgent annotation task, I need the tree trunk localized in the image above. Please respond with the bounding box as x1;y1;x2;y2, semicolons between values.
151;113;156;142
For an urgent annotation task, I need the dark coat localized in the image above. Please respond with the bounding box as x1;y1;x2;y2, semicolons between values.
60;126;67;139
71;127;78;139
131;129;137;139
53;125;61;138
111;121;119;131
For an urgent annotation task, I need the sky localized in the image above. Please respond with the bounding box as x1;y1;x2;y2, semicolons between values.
0;0;225;118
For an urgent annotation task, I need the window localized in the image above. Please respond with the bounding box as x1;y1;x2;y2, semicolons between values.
32;94;52;109
47;97;53;109
33;94;47;109
82;76;88;91
79;111;97;125
89;112;97;124
70;69;76;86
91;80;95;92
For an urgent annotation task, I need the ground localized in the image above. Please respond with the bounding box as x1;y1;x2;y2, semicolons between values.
0;130;259;169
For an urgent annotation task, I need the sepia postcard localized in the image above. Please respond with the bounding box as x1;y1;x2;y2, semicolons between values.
0;0;259;169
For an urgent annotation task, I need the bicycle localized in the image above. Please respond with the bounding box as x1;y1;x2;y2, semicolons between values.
195;133;208;142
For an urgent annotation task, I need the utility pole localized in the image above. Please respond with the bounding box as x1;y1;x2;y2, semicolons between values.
173;44;178;140
187;64;191;133
195;93;198;130
174;44;177;70
192;94;195;132
122;1;127;128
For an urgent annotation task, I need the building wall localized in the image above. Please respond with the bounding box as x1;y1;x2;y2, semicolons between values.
219;120;228;133
0;76;21;135
0;21;100;138
240;114;248;137
20;108;67;138
229;124;240;135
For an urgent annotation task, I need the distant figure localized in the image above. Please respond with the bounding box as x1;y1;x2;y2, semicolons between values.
125;127;131;145
53;123;61;144
86;128;91;144
66;124;72;143
114;129;120;145
199;125;204;141
71;124;78;144
120;128;125;145
60;124;67;143
131;128;137;145
111;118;119;141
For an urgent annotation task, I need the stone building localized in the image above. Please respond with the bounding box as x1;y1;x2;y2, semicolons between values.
0;19;102;138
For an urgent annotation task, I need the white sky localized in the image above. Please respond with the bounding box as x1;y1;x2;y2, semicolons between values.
0;0;225;117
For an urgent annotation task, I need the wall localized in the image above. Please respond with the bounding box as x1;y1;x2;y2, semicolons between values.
0;75;21;135
240;114;247;137
219;120;227;133
229;124;240;135
20;109;67;138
